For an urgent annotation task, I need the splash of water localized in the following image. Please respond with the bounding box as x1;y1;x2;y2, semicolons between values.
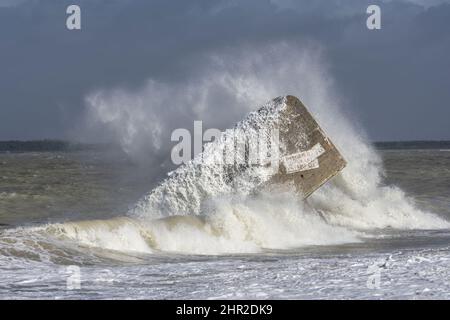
2;42;447;257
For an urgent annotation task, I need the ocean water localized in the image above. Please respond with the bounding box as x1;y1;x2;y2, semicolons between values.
1;101;450;300
0;146;449;299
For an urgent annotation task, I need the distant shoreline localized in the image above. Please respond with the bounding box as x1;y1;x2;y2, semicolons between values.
0;140;449;152
373;140;450;150
0;140;111;152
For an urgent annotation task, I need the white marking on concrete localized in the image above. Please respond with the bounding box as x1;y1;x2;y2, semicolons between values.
282;143;325;174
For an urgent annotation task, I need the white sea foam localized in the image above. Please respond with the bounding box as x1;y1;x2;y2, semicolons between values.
5;42;449;256
45;97;449;255
42;191;360;255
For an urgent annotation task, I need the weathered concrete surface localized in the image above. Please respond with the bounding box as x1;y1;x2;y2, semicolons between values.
264;95;346;198
132;95;346;217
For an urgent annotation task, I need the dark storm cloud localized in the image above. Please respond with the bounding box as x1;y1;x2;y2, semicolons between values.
0;0;449;140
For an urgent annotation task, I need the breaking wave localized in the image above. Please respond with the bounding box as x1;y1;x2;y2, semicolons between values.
1;42;448;258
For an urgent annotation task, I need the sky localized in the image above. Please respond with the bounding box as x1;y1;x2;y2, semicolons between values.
0;0;449;143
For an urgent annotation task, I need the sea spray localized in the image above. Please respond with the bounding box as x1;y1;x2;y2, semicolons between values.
130;97;288;219
3;43;448;256
43;190;361;255
42;93;450;255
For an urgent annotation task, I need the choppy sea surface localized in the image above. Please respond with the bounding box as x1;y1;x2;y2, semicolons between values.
1;145;450;299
